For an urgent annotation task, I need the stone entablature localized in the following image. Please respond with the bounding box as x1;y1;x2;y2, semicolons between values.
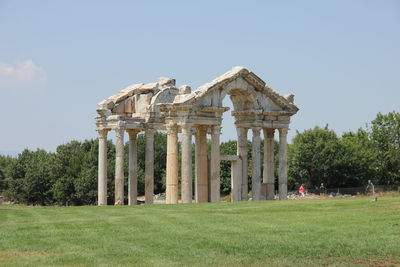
95;66;299;205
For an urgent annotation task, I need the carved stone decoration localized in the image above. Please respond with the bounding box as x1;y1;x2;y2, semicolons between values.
95;66;299;206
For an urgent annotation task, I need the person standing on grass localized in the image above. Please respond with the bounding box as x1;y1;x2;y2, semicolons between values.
319;183;325;195
299;184;305;197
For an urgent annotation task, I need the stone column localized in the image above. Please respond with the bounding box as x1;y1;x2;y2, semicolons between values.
145;129;155;204
195;126;209;203
263;128;275;200
181;124;192;203
97;129;108;206
210;125;221;203
237;127;248;201
251;128;261;201
114;127;125;205
278;128;288;200
166;124;179;204
195;128;199;202
231;158;242;202
127;130;139;206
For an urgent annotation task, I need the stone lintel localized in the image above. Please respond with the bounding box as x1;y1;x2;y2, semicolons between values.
97;109;112;117
124;122;145;128
262;111;296;116
107;115;123;121
191;118;222;126
199;106;230;113
95;117;112;130
231;109;263;116
235;121;289;129
159;104;193;112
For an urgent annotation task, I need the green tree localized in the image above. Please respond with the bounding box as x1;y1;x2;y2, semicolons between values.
0;155;15;193
52;140;85;205
5;149;55;205
73;139;99;205
340;129;379;186
369;111;400;184
52;139;105;205
288;126;345;189
52;176;75;205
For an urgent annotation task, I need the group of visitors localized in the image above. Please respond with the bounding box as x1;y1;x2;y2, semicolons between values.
298;183;326;197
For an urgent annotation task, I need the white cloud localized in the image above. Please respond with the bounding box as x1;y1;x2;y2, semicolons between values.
0;60;47;89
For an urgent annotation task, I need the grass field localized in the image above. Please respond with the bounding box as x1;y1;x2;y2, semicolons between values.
0;196;399;266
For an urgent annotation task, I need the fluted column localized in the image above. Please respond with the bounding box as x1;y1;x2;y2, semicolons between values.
127;129;139;206
210;125;221;203
251;128;261;201
263;128;275;200
237;127;248;201
114;127;125;205
166;124;179;204
181;124;192;203
145;129;155;204
195;126;208;203
279;128;288;200
97;129;108;206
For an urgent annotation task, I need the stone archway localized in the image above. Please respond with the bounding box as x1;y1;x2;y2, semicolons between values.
95;66;299;205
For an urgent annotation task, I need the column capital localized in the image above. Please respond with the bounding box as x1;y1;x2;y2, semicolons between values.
127;129;140;140
265;128;275;138
279;128;288;136
181;123;193;134
97;129;108;139
212;125;222;135
114;127;125;138
181;122;193;128
236;127;249;134
196;125;208;135
252;128;261;136
166;123;178;135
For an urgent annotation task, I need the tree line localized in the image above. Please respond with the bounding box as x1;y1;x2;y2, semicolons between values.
0;111;398;205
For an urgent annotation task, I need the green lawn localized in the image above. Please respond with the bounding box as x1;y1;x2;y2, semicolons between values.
0;197;399;266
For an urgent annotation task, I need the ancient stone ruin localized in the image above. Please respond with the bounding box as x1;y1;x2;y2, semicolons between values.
95;66;299;205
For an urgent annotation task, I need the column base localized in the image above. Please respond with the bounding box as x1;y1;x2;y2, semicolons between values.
266;183;275;200
279;183;287;200
241;184;248;201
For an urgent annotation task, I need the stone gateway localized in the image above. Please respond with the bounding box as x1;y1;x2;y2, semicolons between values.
95;67;299;205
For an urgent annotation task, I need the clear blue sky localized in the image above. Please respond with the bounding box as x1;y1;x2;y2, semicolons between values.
0;0;399;154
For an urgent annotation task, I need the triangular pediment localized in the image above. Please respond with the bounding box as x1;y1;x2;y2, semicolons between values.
172;66;298;114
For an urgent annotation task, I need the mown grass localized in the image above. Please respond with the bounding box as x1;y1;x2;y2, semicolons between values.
0;196;399;266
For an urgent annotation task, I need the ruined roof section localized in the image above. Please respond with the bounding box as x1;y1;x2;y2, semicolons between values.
97;66;299;116
172;66;299;112
173;67;257;105
264;86;299;112
97;78;176;110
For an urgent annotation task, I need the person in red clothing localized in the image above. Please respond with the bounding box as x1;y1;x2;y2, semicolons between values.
299;184;305;197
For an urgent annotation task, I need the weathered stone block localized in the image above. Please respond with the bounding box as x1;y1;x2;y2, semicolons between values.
158;77;176;87
179;85;191;94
